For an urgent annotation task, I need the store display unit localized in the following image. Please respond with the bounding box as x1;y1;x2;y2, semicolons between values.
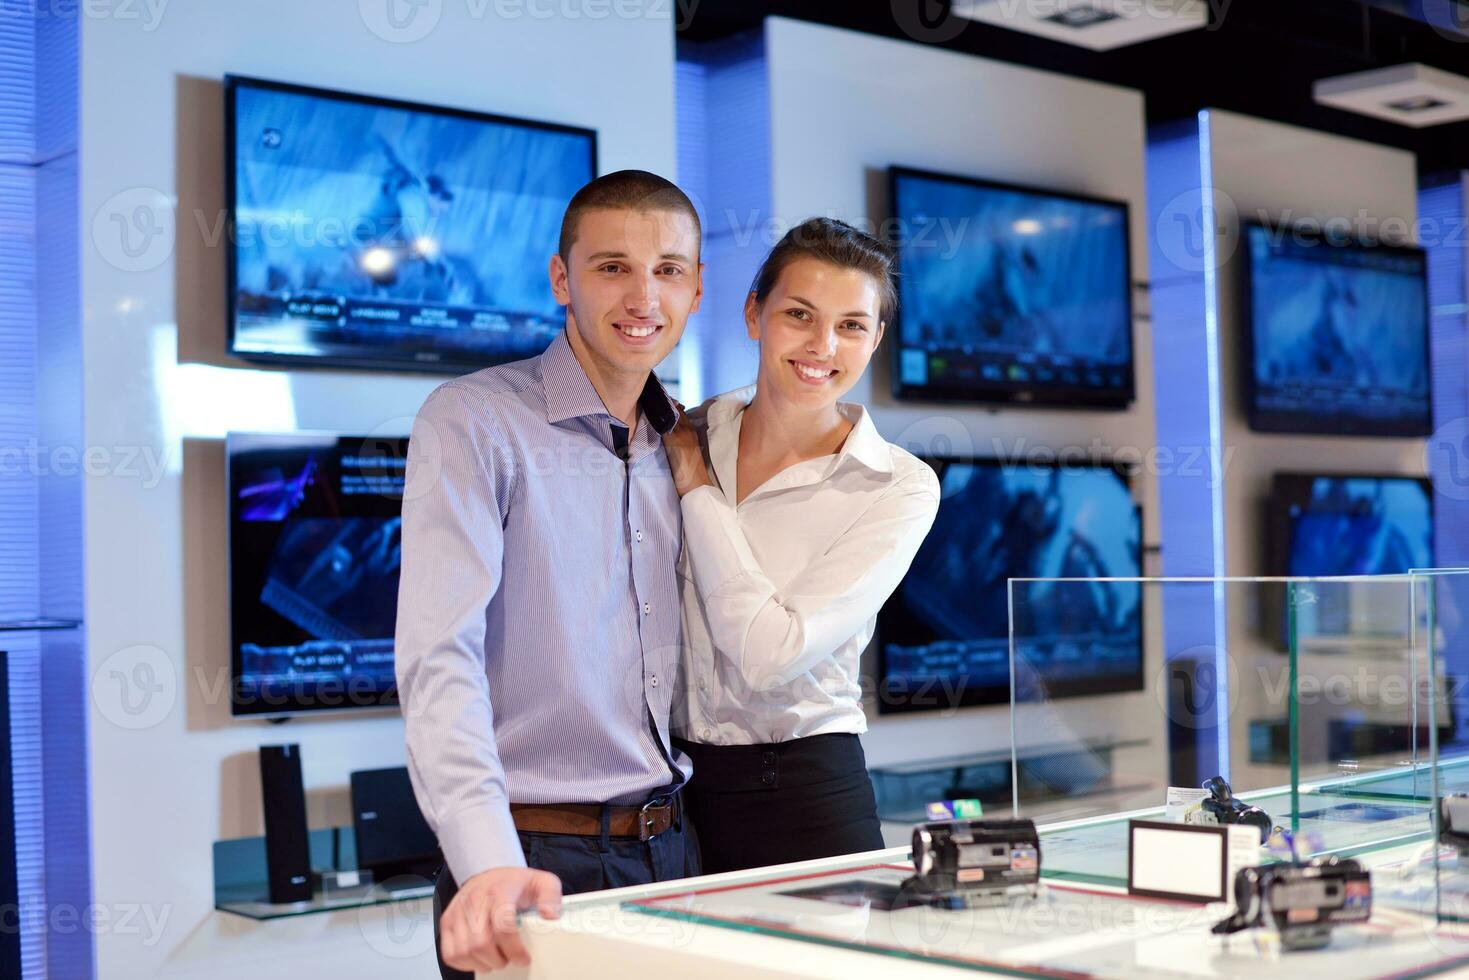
496;572;1469;978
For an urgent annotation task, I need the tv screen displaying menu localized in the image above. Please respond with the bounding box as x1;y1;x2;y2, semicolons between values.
889;166;1134;408
877;457;1143;714
228;431;409;715
227;75;595;372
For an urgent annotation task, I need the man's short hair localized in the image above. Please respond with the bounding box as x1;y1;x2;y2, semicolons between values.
558;170;702;263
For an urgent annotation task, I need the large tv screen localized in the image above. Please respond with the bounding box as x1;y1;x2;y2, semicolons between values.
228;432;408;716
1242;221;1431;437
1270;473;1434;577
226;75;595;373
877;458;1143;714
888;166;1134;408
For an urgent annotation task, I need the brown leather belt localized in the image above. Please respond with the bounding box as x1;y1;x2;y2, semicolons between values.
509;795;677;841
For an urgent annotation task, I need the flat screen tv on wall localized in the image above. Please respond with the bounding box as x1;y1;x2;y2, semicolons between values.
226;75;595;373
888;166;1135;409
1241;221;1431;437
228;431;408;716
876;457;1143;714
1268;472;1434;577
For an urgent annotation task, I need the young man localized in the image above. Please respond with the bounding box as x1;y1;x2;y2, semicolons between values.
394;170;703;977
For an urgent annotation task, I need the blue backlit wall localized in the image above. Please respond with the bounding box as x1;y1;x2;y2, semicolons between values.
1144;115;1230;783
0;6;90;979
1422;174;1469;566
675;32;771;401
1421;173;1469;743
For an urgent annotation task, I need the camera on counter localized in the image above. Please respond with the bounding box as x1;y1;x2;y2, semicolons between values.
901;818;1041;909
1441;794;1469;858
1198;776;1274;842
1211;855;1372;951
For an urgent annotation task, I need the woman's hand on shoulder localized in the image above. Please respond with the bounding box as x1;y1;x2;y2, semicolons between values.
664;405;714;498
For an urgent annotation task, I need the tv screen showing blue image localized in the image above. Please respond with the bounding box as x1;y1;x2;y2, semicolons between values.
1243;222;1431;436
877;459;1143;714
888;166;1134;408
228;431;410;715
226;76;595;372
1273;473;1434;578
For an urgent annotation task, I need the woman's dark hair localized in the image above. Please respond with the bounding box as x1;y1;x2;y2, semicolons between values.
749;217;897;327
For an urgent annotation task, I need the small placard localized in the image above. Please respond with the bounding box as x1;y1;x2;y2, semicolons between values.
1127;819;1257;905
925;798;983;821
1164;786;1210;823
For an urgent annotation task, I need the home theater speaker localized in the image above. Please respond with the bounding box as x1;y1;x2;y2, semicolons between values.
259;743;313;904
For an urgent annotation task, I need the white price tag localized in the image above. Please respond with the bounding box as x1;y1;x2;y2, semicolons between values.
1165;785;1211;823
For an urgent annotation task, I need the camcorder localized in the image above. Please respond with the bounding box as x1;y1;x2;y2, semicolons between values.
1199;776;1274;841
1211;855;1372;950
1440;794;1469;857
901;818;1041;909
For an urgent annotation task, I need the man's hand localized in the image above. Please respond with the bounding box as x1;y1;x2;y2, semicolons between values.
664;409;714;498
440;866;562;972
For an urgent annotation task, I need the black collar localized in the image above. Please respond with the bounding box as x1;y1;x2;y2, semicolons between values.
637;372;679;437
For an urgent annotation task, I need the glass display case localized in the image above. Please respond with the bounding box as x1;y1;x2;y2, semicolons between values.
1416;569;1469;932
1006;574;1451;887
605;572;1469;979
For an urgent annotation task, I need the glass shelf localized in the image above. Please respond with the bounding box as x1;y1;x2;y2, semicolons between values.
215;878;434;921
212;826;435;921
0;619;81;632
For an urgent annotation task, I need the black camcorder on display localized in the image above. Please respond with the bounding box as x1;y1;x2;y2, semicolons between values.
1440;794;1469;858
901;818;1042;909
1200;776;1274;841
1211;856;1372;951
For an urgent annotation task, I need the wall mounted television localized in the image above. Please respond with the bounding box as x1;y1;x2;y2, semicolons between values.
1263;471;1439;702
876;457;1143;714
1268;472;1434;578
888;165;1135;409
228;431;408;716
226;75;596;373
1241;220;1432;437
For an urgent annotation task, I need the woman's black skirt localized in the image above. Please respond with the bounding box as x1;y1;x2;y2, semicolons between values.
673;732;884;875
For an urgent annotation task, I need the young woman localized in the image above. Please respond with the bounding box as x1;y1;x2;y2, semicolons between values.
664;218;940;873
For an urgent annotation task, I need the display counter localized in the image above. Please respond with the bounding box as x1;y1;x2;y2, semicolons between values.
500;573;1469;978
506;763;1469;979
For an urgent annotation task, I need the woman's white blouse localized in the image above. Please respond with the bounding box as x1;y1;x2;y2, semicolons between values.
673;387;941;745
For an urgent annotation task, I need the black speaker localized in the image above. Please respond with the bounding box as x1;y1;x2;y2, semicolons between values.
350;766;441;882
259;744;313;904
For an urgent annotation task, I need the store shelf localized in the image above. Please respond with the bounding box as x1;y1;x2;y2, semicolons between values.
213;826;435;921
0;620;81;633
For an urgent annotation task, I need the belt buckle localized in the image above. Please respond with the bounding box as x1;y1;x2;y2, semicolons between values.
639;795;672;841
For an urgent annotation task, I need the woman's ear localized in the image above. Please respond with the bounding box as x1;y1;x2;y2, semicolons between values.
744;292;762;342
874;319;886;349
